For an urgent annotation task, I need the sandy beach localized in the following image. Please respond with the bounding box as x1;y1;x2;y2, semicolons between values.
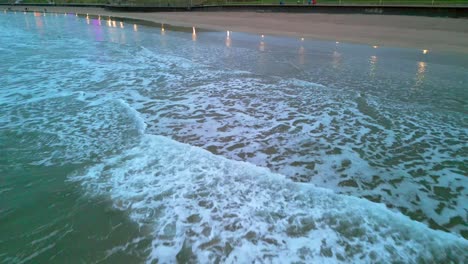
5;5;468;53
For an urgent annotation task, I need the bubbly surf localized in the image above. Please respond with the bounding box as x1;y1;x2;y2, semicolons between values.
71;131;468;263
1;10;467;263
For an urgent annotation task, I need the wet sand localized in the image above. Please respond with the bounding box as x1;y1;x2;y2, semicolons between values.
5;5;468;53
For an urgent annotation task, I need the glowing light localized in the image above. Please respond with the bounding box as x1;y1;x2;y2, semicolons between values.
301;37;304;41
192;27;197;41
418;61;426;73
226;31;231;47
112;20;116;28
414;61;427;88
336;41;339;44
86;13;89;19
133;24;138;32
373;45;378;49
120;21;124;28
423;49;428;54
261;34;264;38
75;13;78;17
259;41;265;52
98;15;101;20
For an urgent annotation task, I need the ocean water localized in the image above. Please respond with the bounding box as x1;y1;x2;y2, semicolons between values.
0;11;467;263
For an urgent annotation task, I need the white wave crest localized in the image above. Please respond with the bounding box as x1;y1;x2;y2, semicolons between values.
70;134;468;263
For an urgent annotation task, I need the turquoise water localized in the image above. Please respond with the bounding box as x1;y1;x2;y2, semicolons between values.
1;11;467;263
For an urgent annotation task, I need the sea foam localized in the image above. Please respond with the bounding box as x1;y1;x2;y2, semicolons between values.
70;134;468;263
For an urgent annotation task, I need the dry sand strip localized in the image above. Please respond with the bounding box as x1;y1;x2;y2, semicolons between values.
5;6;468;53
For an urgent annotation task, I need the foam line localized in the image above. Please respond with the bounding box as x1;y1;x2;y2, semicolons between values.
71;134;468;263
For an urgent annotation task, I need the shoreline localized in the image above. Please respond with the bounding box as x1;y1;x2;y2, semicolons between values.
4;5;468;53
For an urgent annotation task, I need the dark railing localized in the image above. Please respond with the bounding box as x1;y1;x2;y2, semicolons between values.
1;0;467;6
200;0;468;5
